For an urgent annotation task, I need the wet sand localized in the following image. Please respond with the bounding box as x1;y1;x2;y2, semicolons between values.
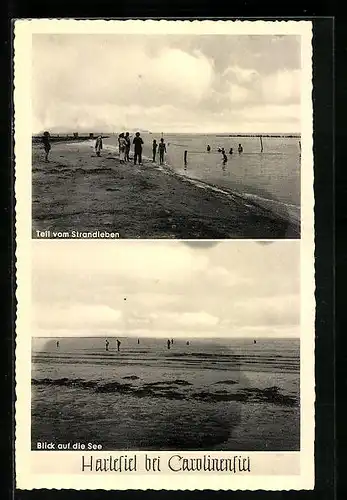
31;337;300;451
32;141;299;239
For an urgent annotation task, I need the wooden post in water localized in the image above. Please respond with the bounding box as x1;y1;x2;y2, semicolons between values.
299;140;301;154
259;135;264;153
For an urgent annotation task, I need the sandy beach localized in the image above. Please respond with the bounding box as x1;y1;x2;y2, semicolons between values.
32;141;300;239
31;337;300;451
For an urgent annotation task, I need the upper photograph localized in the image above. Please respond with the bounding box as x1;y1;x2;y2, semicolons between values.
30;26;310;240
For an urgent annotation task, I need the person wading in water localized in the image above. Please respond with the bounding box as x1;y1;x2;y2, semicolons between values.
95;135;103;156
158;137;167;165
152;139;158;162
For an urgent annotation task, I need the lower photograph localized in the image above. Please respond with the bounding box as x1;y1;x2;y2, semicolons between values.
16;239;314;490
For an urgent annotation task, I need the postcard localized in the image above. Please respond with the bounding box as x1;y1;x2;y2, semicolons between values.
14;19;314;490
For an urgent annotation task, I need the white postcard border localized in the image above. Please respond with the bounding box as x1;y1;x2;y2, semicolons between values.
14;19;314;491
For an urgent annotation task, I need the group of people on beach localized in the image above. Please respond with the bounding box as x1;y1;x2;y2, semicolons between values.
102;338;190;352
113;132;167;166
42;129;243;169
105;339;121;352
167;339;190;349
40;129;169;166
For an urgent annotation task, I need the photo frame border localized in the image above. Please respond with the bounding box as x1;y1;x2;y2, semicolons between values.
5;13;335;499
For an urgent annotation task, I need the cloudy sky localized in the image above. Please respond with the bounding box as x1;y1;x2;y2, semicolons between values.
32;34;301;134
32;241;300;338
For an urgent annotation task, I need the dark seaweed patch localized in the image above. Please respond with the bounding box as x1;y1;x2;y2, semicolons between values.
144;379;192;387
192;391;247;402
95;382;133;394
31;378;297;407
240;386;298;407
214;380;238;385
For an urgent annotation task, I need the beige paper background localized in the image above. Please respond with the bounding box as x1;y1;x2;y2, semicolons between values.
14;19;314;490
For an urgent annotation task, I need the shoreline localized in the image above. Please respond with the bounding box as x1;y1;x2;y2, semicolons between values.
32;141;300;239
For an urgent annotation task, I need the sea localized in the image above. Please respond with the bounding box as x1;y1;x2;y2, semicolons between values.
103;133;301;224
32;337;300;451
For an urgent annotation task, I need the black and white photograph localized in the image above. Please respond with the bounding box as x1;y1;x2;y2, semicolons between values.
31;32;304;239
31;240;300;452
15;19;314;491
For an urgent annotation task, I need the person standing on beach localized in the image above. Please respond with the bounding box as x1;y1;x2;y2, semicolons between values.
42;131;51;162
238;143;243;153
125;132;131;162
152;139;158;162
105;339;110;352
119;133;127;163
158;138;166;165
95;135;103;156
133;132;144;165
117;339;121;352
229;147;233;155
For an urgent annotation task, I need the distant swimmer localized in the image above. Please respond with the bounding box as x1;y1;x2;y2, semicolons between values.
158;138;166;165
229;147;233;155
254;339;257;344
56;340;60;349
222;149;228;164
137;339;140;345
105;339;110;352
117;339;121;352
184;150;188;165
42;131;51;162
217;147;222;153
167;339;171;350
171;339;174;344
186;341;190;346
152;139;158;162
95;135;103;157
207;145;211;152
238;143;243;153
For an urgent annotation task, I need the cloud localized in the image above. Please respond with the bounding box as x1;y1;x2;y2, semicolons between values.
261;69;301;104
223;65;259;85
171;311;220;327
32;241;300;338
35;304;122;331
229;84;250;103
233;294;300;327
32;34;302;133
33;241;209;285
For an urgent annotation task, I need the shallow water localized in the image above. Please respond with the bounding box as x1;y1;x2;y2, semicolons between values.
32;337;300;451
104;133;301;219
